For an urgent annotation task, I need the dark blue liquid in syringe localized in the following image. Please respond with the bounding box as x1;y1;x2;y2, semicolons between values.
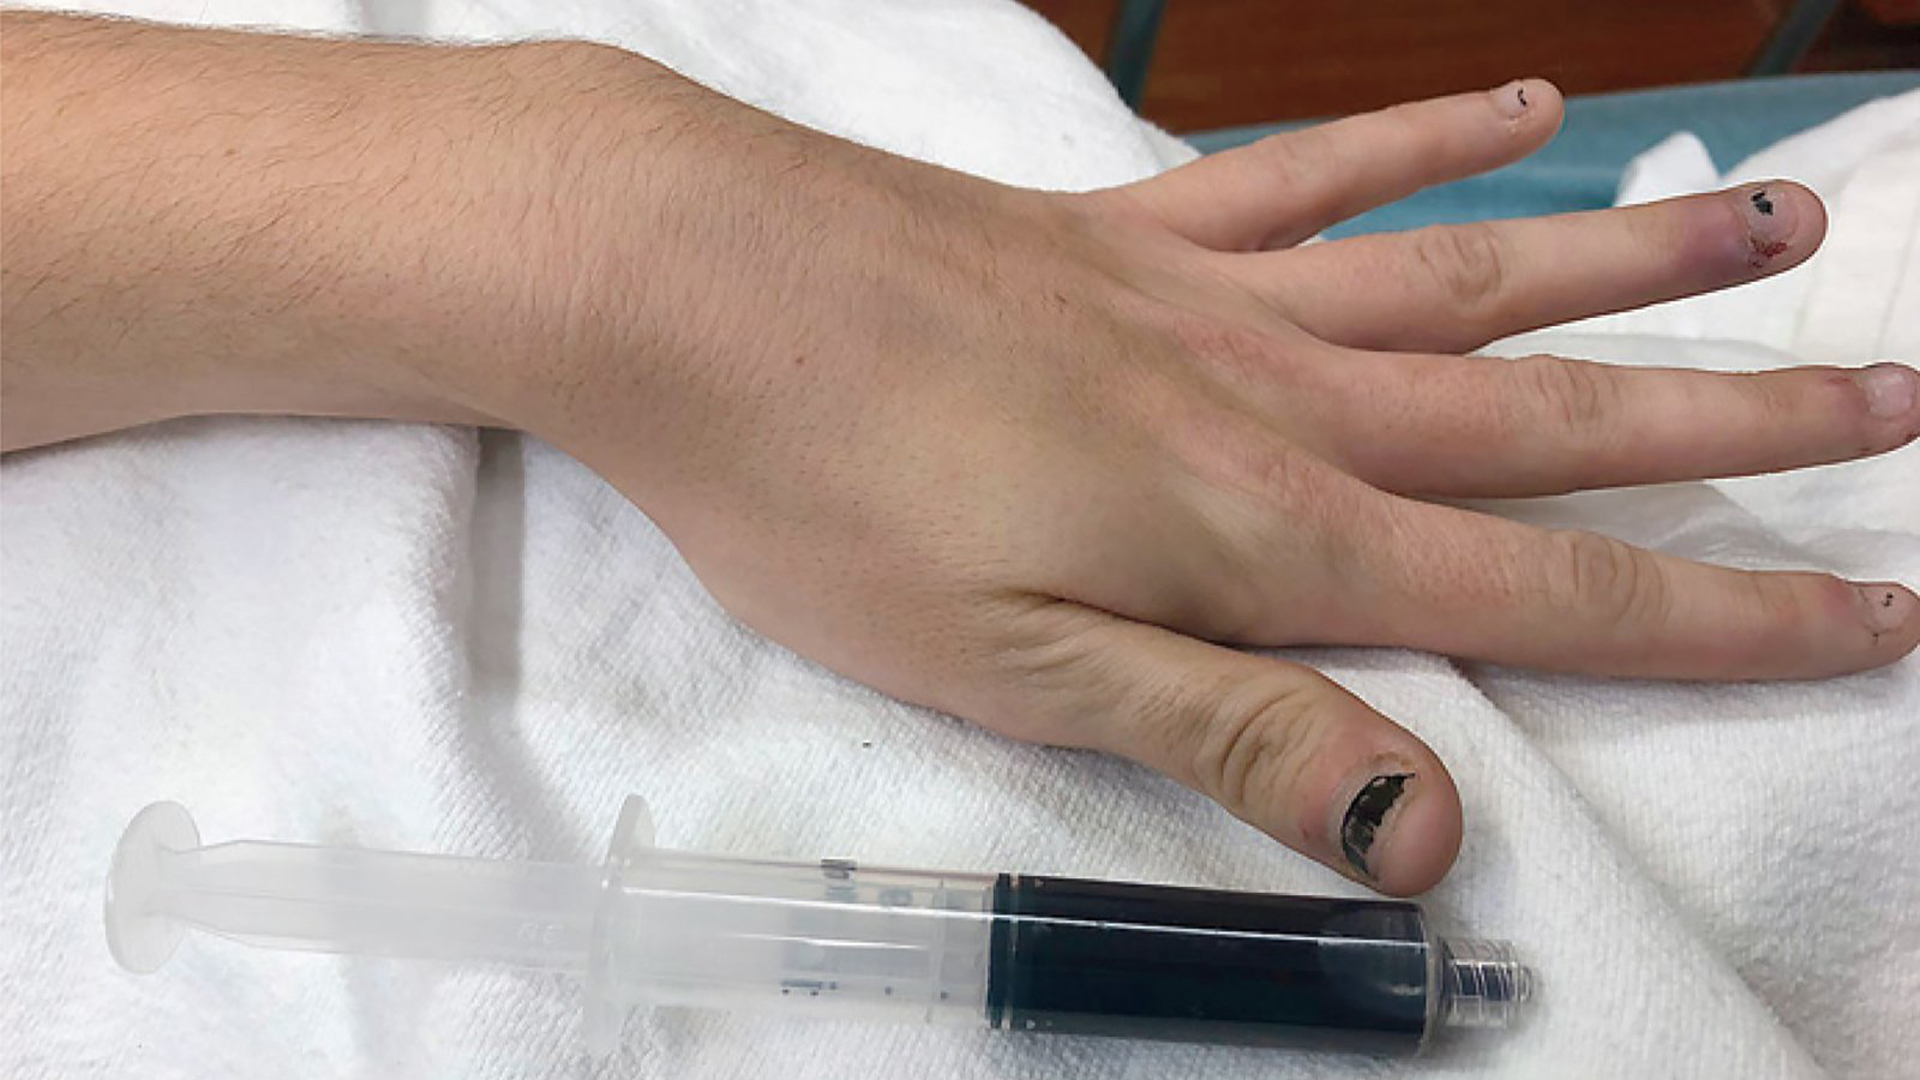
984;874;1509;1054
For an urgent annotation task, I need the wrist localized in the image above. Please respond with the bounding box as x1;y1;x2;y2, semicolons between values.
489;50;1012;499
462;42;749;451
409;41;678;434
293;38;671;437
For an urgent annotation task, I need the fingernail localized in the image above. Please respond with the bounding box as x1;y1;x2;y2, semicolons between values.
1339;770;1414;879
1856;363;1918;421
1856;583;1914;635
1740;182;1796;266
1491;80;1530;120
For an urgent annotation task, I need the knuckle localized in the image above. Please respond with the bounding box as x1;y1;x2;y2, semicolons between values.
1377;100;1423;130
1165;314;1291;385
1190;680;1327;821
1545;530;1670;629
1409;223;1510;315
1517;354;1620;446
1374;102;1439;155
1178;433;1347;558
1695;572;1829;676
1739;572;1819;645
1757;368;1824;427
983;599;1125;746
1254;127;1322;190
1144;324;1329;499
1058;187;1141;233
1244;125;1343;246
1771;371;1825;425
1229;440;1320;504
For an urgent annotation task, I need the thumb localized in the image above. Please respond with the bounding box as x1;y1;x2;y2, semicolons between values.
979;603;1462;895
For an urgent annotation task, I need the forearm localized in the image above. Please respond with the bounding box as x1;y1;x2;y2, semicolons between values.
0;13;690;451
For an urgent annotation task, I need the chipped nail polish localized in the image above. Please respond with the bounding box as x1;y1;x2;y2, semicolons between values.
1492;80;1529;119
1741;183;1795;267
1340;772;1412;878
1857;363;1919;421
1857;584;1914;636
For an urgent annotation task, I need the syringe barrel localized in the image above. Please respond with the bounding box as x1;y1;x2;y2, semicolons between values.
593;854;1525;1054
985;874;1438;1052
595;850;999;1027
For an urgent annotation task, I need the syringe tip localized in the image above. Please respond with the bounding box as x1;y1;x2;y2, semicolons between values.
1437;938;1533;1030
105;801;201;973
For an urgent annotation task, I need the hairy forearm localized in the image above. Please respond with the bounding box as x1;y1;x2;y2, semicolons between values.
0;12;692;451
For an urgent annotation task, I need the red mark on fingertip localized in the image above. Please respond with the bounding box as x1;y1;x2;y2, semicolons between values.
1748;237;1789;267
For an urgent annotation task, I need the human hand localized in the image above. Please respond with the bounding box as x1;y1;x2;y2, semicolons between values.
6;20;1912;895
510;76;1920;894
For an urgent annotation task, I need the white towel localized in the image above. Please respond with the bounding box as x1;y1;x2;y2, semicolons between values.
2;3;1915;1078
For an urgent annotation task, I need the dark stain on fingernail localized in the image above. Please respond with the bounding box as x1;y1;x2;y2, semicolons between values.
1341;773;1412;878
1516;85;1528;107
1751;188;1775;216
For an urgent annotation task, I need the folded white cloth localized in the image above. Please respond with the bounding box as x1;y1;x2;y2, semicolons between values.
2;3;1915;1079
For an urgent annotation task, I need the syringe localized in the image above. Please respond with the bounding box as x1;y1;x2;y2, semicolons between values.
105;796;1531;1055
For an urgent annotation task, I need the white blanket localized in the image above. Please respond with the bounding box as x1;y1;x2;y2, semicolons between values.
2;3;1916;1078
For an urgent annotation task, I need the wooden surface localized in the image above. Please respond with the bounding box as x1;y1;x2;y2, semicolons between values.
1023;0;1920;131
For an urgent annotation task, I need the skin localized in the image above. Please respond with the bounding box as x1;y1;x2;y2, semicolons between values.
3;13;1917;896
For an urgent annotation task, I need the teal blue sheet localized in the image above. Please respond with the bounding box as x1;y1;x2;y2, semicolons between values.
1185;71;1920;237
